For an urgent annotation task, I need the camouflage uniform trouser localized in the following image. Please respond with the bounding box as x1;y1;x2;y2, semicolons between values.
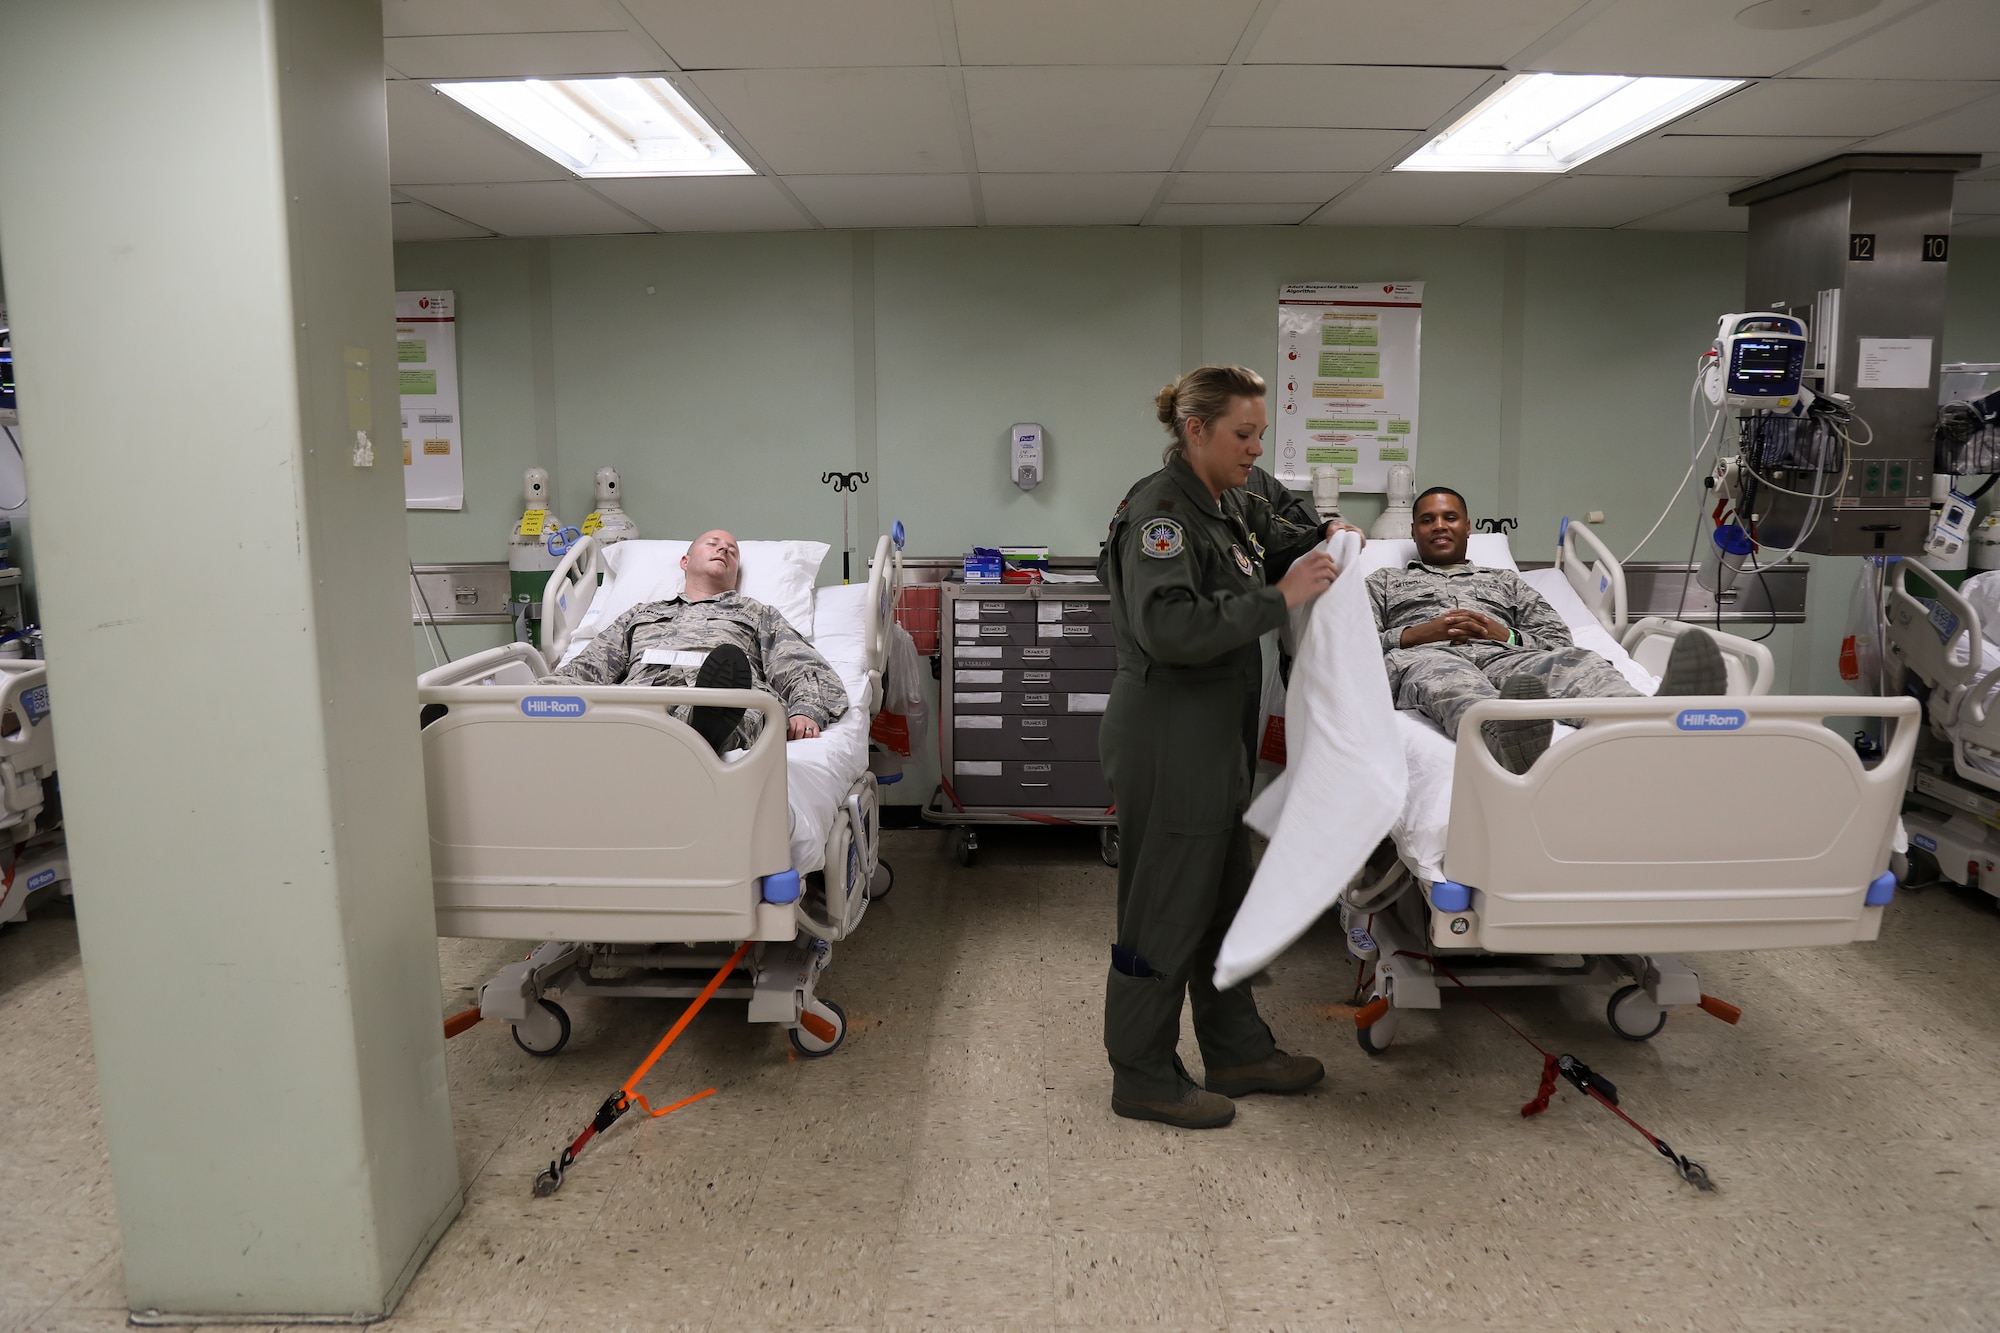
1383;644;1639;739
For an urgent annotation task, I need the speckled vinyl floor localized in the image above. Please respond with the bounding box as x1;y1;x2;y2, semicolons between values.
4;826;1998;1332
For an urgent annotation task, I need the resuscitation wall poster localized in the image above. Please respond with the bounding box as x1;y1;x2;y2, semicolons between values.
397;290;464;510
1274;282;1422;493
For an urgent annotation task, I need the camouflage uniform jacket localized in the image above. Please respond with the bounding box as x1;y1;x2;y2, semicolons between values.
1365;562;1574;660
544;591;849;746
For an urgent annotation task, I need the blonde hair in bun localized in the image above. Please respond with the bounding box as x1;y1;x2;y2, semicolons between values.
1156;364;1266;463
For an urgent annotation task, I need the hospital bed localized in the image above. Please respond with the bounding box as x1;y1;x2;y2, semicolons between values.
416;531;902;1058
1347;520;1917;1051
0;658;65;926
1882;561;2000;898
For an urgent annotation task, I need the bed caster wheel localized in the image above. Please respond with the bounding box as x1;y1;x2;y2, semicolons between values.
1356;1006;1399;1055
869;858;894;900
511;999;571;1056
789;998;847;1057
1099;826;1120;868
1607;984;1667;1041
952;828;978;867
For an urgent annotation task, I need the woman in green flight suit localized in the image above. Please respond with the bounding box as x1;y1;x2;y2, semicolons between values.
1098;364;1353;1129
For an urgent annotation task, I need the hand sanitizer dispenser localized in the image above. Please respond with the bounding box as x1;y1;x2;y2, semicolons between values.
1011;423;1044;492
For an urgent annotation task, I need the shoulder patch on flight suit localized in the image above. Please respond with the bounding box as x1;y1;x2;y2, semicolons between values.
1229;544;1254;575
1140;518;1185;559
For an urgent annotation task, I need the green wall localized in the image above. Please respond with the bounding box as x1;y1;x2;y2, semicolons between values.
397;228;2000;739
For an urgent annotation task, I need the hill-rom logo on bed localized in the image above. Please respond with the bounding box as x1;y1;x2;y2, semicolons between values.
25;867;56;892
521;695;587;719
1675;708;1745;731
19;686;48;724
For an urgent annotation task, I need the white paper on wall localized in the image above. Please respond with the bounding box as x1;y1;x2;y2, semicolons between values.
1855;337;1933;390
397;290;464;510
1274;282;1423;494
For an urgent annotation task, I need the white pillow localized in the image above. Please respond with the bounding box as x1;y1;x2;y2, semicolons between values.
1354;532;1520;578
565;538;829;658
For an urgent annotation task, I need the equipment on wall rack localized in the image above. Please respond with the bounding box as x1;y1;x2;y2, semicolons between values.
821;470;869;584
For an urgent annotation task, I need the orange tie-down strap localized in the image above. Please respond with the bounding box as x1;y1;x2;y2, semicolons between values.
532;940;753;1197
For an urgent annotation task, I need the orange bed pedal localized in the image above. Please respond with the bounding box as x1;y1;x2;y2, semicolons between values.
1354;997;1391;1029
443;1007;482;1039
798;1010;839;1043
1697;994;1742;1025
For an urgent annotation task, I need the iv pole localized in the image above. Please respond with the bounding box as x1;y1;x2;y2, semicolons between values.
820;471;869;584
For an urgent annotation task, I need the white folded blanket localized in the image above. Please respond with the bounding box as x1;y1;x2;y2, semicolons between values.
1218;530;1405;989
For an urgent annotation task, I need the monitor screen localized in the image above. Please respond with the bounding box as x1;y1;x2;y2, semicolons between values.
1735;340;1796;380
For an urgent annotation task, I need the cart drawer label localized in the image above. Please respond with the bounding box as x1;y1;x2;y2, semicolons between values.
957;646;1002;659
954;715;1001;729
954;692;1000;704
1023;763;1053;773
1675;708;1744;731
955;760;1002;776
956;670;1002;684
1022;648;1053;660
521;696;586;718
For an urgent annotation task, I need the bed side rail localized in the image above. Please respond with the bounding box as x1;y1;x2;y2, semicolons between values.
862;528;903;714
539;534;607;665
417;641;549;690
0;661;54;771
1885;559;1979;712
1618;617;1775;695
1555;517;1626;635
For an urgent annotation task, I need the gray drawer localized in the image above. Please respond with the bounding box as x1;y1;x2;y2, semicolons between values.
949;597;1109;625
1031;599;1110;624
948;668;1120;688
952;643;1116;671
951;597;1030;622
950;760;1111;809
952;713;1100;760
952;620;1115;648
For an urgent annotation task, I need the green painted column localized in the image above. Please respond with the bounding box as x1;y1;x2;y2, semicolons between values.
0;0;460;1319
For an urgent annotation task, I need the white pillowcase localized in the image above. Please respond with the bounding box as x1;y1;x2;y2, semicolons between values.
1354;532;1521;577
561;538;829;664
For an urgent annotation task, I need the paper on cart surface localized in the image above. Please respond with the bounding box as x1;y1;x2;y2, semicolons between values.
1218;529;1405;989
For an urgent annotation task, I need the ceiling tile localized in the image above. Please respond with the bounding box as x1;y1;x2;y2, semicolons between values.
954;0;1260;65
1676;79;1999;139
397;182;653;234
590;176;813;230
1182;127;1412;173
1578;134;1855;177
691;68;964;174
1166;171;1362;203
622;0;943;68
963;67;1219;172
382;0;623;38
1861;93;2000;153
1247;0;1584;66
1213;65;1493;130
391;198;495;240
1621;194;1749;231
382;31;662;78
781;174;976;228
980;174;1166;225
1307;172;1545;225
1150;202;1316;225
387;81;568;185
1956;181;2000;213
1803;0;2000;80
1530;0;1929;78
1473;176;1742;228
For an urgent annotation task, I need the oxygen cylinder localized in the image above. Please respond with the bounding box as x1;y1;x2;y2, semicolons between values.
1370;462;1415;540
509;467;563;647
581;467;639;545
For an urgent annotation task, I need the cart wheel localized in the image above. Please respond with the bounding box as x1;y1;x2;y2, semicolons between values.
1099;826;1120;868
1607;984;1667;1041
953;828;978;867
512;999;570;1056
869;858;894;900
1356;1005;1399;1055
789;999;847;1057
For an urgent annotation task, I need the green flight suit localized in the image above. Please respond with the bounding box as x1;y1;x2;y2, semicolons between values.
1098;454;1327;1102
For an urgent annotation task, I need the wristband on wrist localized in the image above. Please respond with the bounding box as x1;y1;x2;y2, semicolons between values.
1507;628;1516;646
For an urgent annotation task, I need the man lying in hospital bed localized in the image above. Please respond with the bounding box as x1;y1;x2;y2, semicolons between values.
543;528;848;754
1368;485;1725;772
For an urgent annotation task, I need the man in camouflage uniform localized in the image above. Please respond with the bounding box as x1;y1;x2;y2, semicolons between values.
546;529;848;754
1367;487;1723;772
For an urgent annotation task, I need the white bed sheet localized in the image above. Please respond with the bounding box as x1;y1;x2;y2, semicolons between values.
784;583;873;874
1382;554;1659;883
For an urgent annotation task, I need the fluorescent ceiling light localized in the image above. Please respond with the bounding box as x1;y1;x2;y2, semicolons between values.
434;77;752;178
1396;72;1743;173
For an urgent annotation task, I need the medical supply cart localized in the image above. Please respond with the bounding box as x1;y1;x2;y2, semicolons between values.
922;576;1119;867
